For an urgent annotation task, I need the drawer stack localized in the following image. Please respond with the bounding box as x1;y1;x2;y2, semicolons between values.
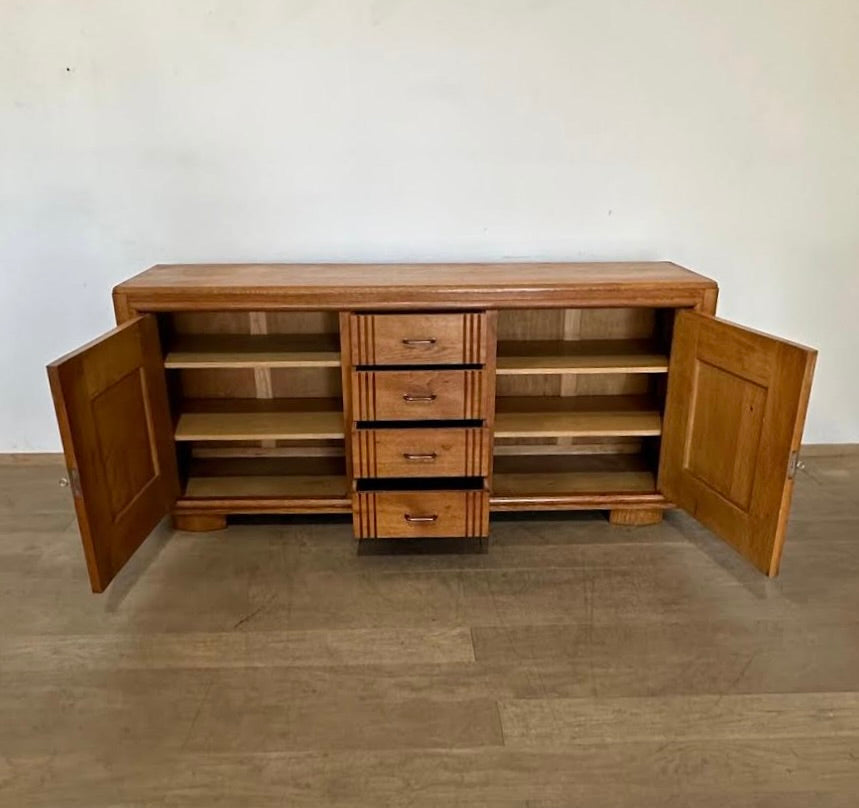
345;312;494;540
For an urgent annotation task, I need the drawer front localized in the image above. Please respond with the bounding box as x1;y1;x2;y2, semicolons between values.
354;491;489;539
353;370;485;421
353;427;489;478
350;313;487;366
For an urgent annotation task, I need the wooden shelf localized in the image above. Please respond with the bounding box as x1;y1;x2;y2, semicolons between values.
494;396;662;438
180;457;349;509
165;334;340;369
497;339;668;375
175;399;344;441
493;454;657;496
491;454;663;510
185;475;348;499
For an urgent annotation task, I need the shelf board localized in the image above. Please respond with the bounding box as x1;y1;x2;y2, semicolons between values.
494;396;662;438
493;454;657;496
175;398;344;441
497;339;668;375
179;456;349;510
185;474;348;499
165;334;340;369
491;453;663;510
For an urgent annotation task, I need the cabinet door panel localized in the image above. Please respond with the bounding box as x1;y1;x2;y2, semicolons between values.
659;311;815;576
47;316;179;592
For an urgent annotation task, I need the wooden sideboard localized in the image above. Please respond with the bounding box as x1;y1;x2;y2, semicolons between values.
47;263;816;592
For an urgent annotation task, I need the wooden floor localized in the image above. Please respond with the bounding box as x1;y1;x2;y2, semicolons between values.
1;453;858;807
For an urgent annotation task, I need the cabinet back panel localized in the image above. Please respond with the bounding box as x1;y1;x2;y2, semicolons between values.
494;436;645;455
171;311;339;335
176;368;341;399
497;307;657;341
176;368;257;399
270;368;342;398
496;373;653;397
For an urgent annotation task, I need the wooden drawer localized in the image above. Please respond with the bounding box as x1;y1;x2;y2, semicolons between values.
354;490;489;539
353;427;489;478
352;370;485;421
350;313;487;366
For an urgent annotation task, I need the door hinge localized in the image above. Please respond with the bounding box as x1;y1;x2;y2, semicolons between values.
787;451;803;479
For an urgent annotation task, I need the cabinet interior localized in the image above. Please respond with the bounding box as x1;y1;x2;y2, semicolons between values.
494;306;675;501
156;305;679;510
159;310;349;509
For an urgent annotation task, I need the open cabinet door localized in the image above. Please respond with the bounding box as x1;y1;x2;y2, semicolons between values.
659;311;816;576
47;316;179;592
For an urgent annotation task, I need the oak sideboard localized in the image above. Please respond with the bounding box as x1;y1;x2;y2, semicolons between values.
48;263;816;591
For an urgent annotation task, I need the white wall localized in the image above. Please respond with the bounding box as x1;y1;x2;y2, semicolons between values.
2;0;858;450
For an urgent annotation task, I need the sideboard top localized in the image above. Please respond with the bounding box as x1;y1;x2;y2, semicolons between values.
114;262;718;311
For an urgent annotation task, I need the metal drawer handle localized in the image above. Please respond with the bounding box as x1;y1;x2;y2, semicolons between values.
402;393;437;403
404;513;438;523
401;338;437;347
403;452;437;462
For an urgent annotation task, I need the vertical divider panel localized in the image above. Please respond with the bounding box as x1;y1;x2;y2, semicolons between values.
339;312;356;500
249;312;275;452
483;311;498;494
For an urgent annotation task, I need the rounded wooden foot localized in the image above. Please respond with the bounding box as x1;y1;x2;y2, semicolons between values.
173;513;227;532
608;508;663;526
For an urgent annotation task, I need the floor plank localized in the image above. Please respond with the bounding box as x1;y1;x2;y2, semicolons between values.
0;454;857;806
499;692;859;746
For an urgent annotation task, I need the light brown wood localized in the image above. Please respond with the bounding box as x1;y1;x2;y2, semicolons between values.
114;262;717;312
170;309;339;335
491;453;665;511
494;396;662;438
352;370;485;421
493;454;657;496
659;311;817;576
190;445;345;459
350;312;486;365
353;427;489;478
496;339;668;375
47;316;179;592
497;306;659;342
496;370;653;398
339;310;357;496
172;513;227;532
494;471;657;495
345;307;494;546
175;399;344;441
185;475;348;498
494;437;645;455
176;455;351;513
609;508;664;526
175;411;344;441
165;333;341;368
354;490;489;539
481;310;499;493
174;366;341;399
175;498;351;515
52;261;819;581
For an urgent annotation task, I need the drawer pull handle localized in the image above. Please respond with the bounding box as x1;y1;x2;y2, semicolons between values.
403;452;438;462
402;393;437;403
404;513;439;523
401;338;437;347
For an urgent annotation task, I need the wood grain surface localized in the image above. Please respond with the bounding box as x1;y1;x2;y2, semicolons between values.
1;452;857;805
113;262;717;312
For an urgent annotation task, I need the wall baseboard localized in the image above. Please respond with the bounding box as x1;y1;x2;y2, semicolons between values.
0;453;66;465
798;444;859;457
